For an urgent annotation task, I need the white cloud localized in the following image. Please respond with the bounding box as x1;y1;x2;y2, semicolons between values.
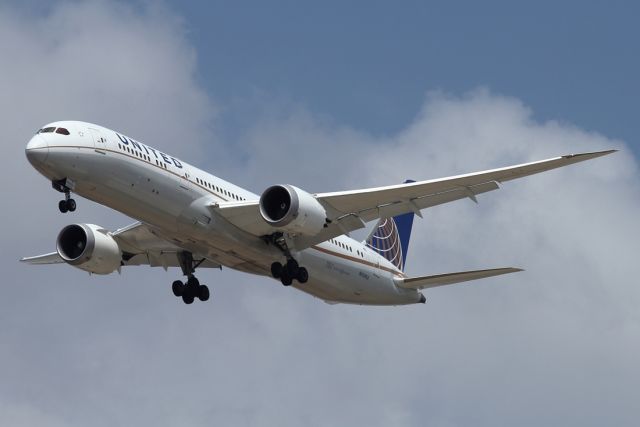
229;89;640;426
1;2;639;427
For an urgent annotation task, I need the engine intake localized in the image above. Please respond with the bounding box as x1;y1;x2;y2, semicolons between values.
57;224;122;275
259;185;327;236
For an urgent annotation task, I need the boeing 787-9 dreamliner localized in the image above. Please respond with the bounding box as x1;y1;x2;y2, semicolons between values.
22;121;615;305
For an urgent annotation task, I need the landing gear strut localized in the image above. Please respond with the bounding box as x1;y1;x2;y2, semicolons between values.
172;251;210;304
53;178;76;213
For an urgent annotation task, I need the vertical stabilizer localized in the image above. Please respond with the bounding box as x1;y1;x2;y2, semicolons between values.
365;180;416;271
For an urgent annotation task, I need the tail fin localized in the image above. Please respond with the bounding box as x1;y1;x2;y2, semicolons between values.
365;180;416;271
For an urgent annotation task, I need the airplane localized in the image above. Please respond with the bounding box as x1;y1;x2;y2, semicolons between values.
22;121;615;306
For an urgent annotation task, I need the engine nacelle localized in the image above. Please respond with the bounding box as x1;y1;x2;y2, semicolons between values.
259;185;327;236
56;224;122;275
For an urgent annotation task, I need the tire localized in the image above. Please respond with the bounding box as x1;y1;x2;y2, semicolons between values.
182;294;195;304
172;280;184;297
297;267;309;284
187;276;200;287
58;200;68;213
197;285;210;301
67;199;76;212
286;259;299;276
270;262;283;279
281;271;293;286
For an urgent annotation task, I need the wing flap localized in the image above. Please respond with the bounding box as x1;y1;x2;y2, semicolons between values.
115;223;221;269
396;267;523;290
366;180;500;221
123;251;221;269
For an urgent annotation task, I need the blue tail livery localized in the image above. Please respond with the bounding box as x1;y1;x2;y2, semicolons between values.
365;180;416;271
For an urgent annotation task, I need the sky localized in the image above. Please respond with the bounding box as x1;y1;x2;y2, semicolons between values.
1;1;639;426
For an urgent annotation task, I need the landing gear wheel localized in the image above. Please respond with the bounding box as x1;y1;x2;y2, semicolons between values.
271;262;283;279
297;267;309;284
187;276;200;287
286;259;299;276
172;280;184;297
281;271;293;286
197;285;210;301
58;200;68;213
182;294;194;304
67;199;76;212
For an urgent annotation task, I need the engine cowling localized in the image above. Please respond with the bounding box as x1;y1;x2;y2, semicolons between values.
56;224;122;275
259;185;327;236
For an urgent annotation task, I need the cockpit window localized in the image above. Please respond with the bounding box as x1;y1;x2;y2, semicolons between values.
37;127;55;134
55;127;70;135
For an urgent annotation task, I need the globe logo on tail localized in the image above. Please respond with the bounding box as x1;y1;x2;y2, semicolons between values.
366;218;404;270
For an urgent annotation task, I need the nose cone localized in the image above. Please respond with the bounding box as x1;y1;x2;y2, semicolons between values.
26;135;49;166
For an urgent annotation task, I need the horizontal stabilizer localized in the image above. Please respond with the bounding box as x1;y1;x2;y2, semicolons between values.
396;267;523;290
20;252;64;265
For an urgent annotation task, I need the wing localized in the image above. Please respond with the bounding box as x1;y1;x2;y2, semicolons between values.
396;267;523;290
21;222;221;269
113;222;221;269
210;150;616;249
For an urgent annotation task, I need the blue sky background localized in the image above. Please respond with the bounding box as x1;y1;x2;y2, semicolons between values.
175;0;639;153
1;1;639;426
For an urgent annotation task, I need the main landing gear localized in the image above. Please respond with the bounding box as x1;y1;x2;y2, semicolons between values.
172;276;210;304
52;178;76;213
270;259;308;286
172;251;210;304
265;232;310;286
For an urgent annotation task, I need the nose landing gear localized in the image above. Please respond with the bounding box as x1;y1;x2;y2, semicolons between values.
58;193;76;213
52;178;76;213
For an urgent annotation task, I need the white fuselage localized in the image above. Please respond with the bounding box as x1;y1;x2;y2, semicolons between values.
25;121;423;305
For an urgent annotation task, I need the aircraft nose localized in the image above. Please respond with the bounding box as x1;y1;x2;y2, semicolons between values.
25;134;49;166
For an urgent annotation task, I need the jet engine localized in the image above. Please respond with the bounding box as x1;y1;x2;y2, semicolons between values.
259;185;327;236
56;224;122;275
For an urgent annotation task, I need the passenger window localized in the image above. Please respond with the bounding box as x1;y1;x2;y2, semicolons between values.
55;127;70;135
